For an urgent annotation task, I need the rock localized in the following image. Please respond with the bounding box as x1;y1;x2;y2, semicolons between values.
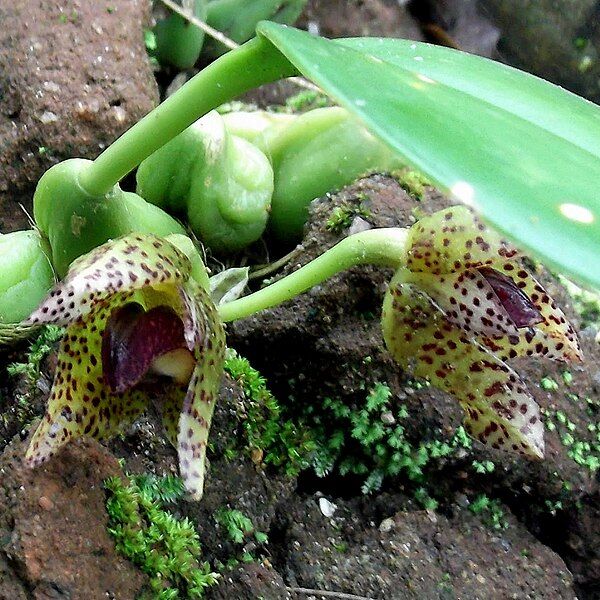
0;0;159;231
0;432;147;599
410;0;500;57
298;0;424;40
479;0;600;102
277;496;576;599
207;563;296;600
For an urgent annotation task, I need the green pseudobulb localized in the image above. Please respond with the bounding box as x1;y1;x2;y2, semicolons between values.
0;230;54;323
137;111;274;253
34;159;185;276
153;0;207;69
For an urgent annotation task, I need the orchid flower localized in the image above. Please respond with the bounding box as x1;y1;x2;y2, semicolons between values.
382;207;582;458
24;233;226;500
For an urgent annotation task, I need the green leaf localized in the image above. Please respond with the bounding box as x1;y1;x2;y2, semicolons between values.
256;22;600;289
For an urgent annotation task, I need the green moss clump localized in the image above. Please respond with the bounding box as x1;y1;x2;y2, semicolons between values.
306;382;472;497
325;198;372;234
223;350;315;476
105;475;218;598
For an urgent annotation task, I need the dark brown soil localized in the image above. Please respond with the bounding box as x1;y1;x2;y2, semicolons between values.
0;0;158;232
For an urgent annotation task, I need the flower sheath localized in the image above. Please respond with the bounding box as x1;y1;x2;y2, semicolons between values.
25;233;226;499
382;207;582;458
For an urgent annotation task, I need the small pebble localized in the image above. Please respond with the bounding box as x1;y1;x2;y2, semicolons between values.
379;517;395;533
319;497;337;518
38;495;54;511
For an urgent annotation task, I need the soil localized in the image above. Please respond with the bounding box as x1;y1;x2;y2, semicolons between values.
0;1;599;599
0;0;158;232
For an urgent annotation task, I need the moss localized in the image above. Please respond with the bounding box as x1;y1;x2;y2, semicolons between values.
105;474;218;598
391;167;430;200
305;382;472;497
3;325;63;427
468;494;508;530
7;325;63;384
325;197;372;234
285;89;331;112
223;350;315;476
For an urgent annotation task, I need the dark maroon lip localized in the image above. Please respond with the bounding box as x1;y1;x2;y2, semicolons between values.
102;303;189;393
478;267;543;329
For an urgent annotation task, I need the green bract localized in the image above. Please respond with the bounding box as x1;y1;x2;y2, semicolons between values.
0;230;54;323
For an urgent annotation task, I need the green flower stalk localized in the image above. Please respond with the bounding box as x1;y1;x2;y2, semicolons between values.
25;233;225;499
154;0;207;69
136;110;274;252
0;230;55;323
34;159;186;276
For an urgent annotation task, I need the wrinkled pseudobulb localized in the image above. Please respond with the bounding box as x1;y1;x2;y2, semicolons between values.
25;233;226;499
382;207;582;458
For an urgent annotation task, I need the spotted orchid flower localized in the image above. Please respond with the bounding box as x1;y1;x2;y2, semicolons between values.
24;233;226;500
382;207;582;458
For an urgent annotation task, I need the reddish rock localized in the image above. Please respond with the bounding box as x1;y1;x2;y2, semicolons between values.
0;433;147;599
0;0;158;231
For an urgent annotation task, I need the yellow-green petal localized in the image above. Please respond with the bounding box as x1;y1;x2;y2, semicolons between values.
406;207;518;275
382;275;544;458
27;234;191;326
176;282;226;500
26;291;149;466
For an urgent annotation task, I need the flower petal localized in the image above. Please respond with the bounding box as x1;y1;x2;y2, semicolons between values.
382;276;544;458
405;268;526;338
480;264;582;362
176;282;227;500
26;234;191;326
25;291;149;467
406;207;518;275
102;304;189;393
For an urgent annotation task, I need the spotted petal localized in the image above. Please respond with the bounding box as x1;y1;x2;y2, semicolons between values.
176;281;227;500
26;291;149;466
27;234;191;326
404;268;531;339
382;274;544;458
480;263;582;362
406;207;518;275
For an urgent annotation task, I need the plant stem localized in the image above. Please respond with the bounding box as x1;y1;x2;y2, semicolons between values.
219;228;409;322
78;37;297;197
